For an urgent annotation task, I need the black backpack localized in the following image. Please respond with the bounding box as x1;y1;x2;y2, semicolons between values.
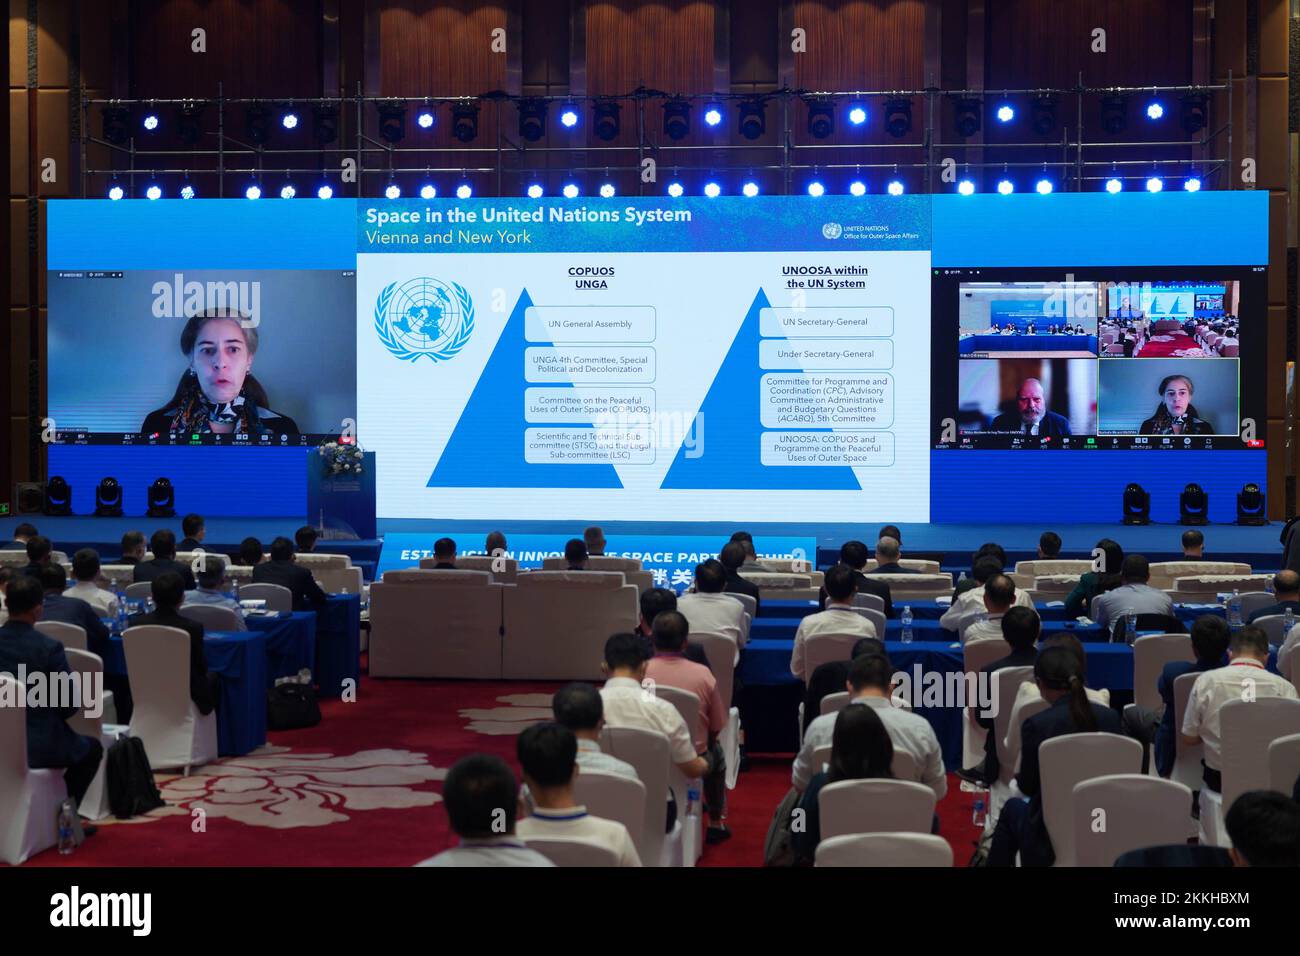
267;682;321;730
106;736;166;819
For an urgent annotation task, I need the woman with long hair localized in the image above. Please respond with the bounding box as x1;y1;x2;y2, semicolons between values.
1139;374;1215;435
1063;537;1124;617
141;309;299;437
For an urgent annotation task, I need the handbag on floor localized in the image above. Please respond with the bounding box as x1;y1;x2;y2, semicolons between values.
106;736;166;820
267;681;321;730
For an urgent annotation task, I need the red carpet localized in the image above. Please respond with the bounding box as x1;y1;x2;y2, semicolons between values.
20;673;983;867
1135;331;1207;357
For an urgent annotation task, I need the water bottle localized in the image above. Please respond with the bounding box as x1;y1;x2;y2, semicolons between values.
1228;589;1242;629
57;801;76;855
233;579;241;602
1124;609;1137;644
900;605;914;643
1285;607;1295;642
971;797;986;829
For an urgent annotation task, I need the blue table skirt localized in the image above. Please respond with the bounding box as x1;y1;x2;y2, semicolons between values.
958;334;1098;354
315;594;361;698
246;612;316;683
206;631;268;756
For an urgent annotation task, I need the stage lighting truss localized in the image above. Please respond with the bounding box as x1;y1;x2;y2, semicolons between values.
952;95;981;138
1030;93;1058;136
662;97;691;140
593;98;622;141
737;97;767;141
451;101;480;143
805;97;835;139
518;98;548;142
884;97;913;138
378;100;408;144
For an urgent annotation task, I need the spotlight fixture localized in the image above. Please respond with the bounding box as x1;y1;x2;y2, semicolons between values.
452;101;480;143
1146;101;1164;121
806;181;825;197
997;179;1014;195
317;183;334;199
703;103;723;127
1122;482;1150;525
384;183;401;199
1105;177;1123;194
378;100;407;143
848;105;867;126
1180;92;1208;135
313;103;339;145
526;183;544;199
281;108;299;130
94;477;124;517
146;477;176;518
884;97;912;138
957;179;975;196
44;476;73;516
599;183;616;198
848;181;866;197
667;181;684;197
737;97;766;140
179;183;196;200
995;103;1015;123
742;180;760;197
518;98;548;142
806;98;835;139
145;183;162;200
593;98;621;141
663;97;691;140
419;183;437;199
1184;177;1202;192
142;112;159;131
176;100;206;146
416;107;435;129
1179;483;1209;526
1030;94;1058;136
952;96;982;138
245;184;262;200
559;104;580;128
456;182;473;199
1100;94;1127;134
107;184;124;200
1237;483;1267;526
703;181;721;198
886;179;905;196
280;183;297;199
1146;176;1164;193
562;183;580;199
1035;178;1054;195
245;104;272;145
102;105;130;145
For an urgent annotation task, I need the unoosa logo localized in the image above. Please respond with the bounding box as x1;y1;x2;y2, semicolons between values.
821;222;843;239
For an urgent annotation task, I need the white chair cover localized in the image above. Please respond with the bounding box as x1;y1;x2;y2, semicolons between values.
1170;672;1204;791
853;593;885;613
1237;592;1277;619
818;779;936;837
1248;615;1291;646
502;572;638;680
522;837;621;867
599;725;679;868
34;620;87;652
1072;774;1193;866
1267;733;1300;795
369;570;504;678
1039;733;1143;866
124;581;153;601
0;674;69;864
239;583;293;613
63;648;114;821
726;592;757;618
180;604;244;630
1131;634;1194;713
962;640;1009;768
815;832;953;867
122;625;218;775
801;632;862;682
820;691;851;716
1219;697;1300;809
573;770;647;852
687;632;741;790
444;554;518;585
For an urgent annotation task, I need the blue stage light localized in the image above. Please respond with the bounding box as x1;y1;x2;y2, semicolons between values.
245;184;262;200
145;183;162;200
317;184;334;199
456;183;473;199
996;104;1015;123
384;183;400;199
1105;177;1123;194
1035;178;1054;194
108;184;124;200
704;181;721;198
1146;176;1163;193
562;183;580;198
742;180;760;197
703;105;723;127
806;181;825;197
527;183;544;198
887;180;905;196
559;106;579;128
848;180;866;197
280;184;297;199
419;183;437;199
142;114;159;131
1183;177;1202;192
997;179;1014;195
1146;101;1164;120
179;184;196;200
848;106;867;125
281;111;298;129
667;181;684;197
417;111;435;129
599;183;616;198
957;179;975;196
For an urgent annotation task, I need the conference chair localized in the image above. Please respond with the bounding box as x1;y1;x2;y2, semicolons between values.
1268;733;1300;796
240;583;293;613
179;604;243;631
370;569;504;678
1130;634;1195;713
573;770;647;853
62;648;117;821
122;625;219;776
1200;697;1300;847
1013;559;1093;581
0;674;69;865
687;631;742;789
815;832;953;868
34;620;87;652
961;639;1009;769
739;570;817;603
542;555;643;573
1028;575;1077;599
655;684;705;863
819;691;850;716
1169;573;1269;604
864;559;942;574
1237;591;1276;619
818;779;936;838
853;592;885;614
98;564;136;590
1072;774;1194;867
852;607;887;638
124;581;153;602
1039;733;1144;866
813;744;917;784
726;592;757;619
1170;672;1204;810
1110;614;1183;644
800;632;862;684
599;725;683;868
502;571;637;680
445;554;518;585
1248;614;1290;647
521;838;622;867
293;552;362;595
865;573;953;602
987;667;1047;829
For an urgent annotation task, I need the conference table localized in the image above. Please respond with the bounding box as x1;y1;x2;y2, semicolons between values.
958;333;1098;354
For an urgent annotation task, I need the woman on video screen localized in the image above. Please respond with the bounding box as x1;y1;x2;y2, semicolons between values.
1138;374;1214;436
141;310;299;437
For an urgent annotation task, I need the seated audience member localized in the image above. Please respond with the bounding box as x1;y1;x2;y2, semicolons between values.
1038;531;1062;560
252;536;328;610
3;521;38;551
878;525;904;547
128;571;219;715
792;653;945;799
957;606;1042;785
182;557;247;631
940;555;1033;631
802;637;886;734
791;564;875;681
1223;791;1300;867
639;586;709;668
867;536;914;575
1180;529;1205;560
0;566;10;608
431;537;457;569
645;610;730;842
1063;538;1124;618
583;526;606;557
1088;554;1174;633
1182;626;1299;796
133;529;197;590
971;541;1008;570
118;530;147;565
484;530;508;557
952;545;1002;601
1247;570;1300;624
238;536;264;567
961;573;1019;644
821;540;892;618
18;534;54;579
0;575;104;808
66;548;119;617
1001;633;1111;763
792;704;896;866
987;646;1123;866
719;541;762;614
551;682;637;782
416;754;554;867
178;513;206;551
678;559;747;647
514;722;641;866
40;564;110;656
728;531;767;574
294;525;319;554
563;538;588;571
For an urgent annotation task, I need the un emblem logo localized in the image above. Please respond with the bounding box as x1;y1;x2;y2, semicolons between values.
821;222;842;239
374;278;475;362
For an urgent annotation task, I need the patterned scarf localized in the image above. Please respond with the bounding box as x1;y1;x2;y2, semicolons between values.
167;373;257;434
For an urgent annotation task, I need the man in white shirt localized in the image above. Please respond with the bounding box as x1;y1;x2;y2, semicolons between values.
552;681;638;782
66;548;119;618
961;573;1017;645
676;559;747;647
1089;554;1175;633
792;652;946;800
791;564;875;682
939;556;1034;632
514;722;641;866
1182;625;1299;794
416;754;554;867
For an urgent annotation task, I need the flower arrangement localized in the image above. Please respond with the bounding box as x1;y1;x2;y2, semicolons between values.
319;440;365;475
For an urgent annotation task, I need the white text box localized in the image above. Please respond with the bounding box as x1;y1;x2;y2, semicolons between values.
524;387;656;425
760;373;893;429
759;338;893;370
524;427;655;464
524;346;656;383
759;306;893;338
761;431;895;466
525;305;655;343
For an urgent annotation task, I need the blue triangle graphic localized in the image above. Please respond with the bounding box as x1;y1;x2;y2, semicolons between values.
660;290;861;490
427;289;623;488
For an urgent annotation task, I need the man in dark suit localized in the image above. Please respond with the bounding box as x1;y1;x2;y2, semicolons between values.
294;525;319;554
989;378;1071;437
252;536;328;611
431;536;457;569
719;541;761;615
1180;529;1206;561
1247;570;1300;624
118;530;146;565
126;571;217;715
38;564;111;658
0;575;104;806
2;521;38;551
867;536;916;575
17;534;54;579
801;637;886;734
820;540;893;618
178;513;206;552
133;529;197;590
